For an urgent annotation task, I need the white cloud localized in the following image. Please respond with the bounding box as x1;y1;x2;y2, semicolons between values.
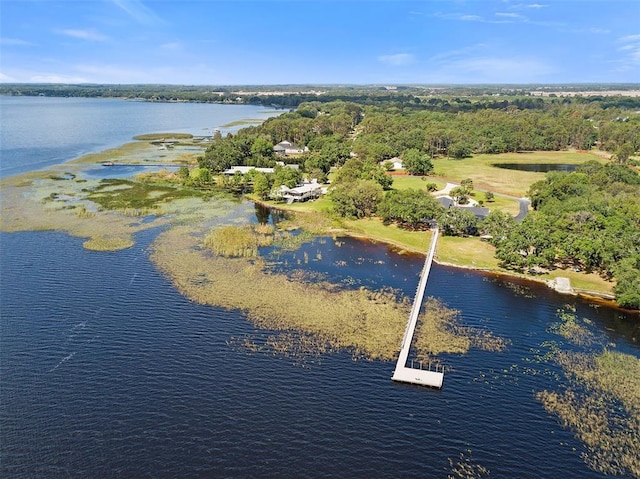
30;74;90;83
160;42;183;51
111;0;163;25
57;29;109;42
73;63;152;83
378;53;415;66
429;44;489;63
0;72;18;82
507;3;548;9
459;14;484;22
619;34;640;64
0;38;35;46
495;12;525;20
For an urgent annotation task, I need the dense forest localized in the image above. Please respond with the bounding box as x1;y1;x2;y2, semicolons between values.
2;82;640;109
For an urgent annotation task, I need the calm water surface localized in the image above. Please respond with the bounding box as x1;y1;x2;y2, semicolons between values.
0;96;277;178
1;97;638;478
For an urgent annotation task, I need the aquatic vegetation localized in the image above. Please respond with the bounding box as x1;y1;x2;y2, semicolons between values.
83;236;135;251
204;225;262;258
132;133;194;141
538;350;640;477
87;179;204;211
152;223;509;363
549;306;598;347
152;225;412;360
447;451;490;479
414;297;508;359
228;332;334;368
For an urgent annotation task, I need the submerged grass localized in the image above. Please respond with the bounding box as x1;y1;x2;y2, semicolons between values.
415;297;508;360
537;349;640;477
152;223;506;362
538;306;639;477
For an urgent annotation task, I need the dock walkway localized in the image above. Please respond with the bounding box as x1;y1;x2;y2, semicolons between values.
391;228;444;389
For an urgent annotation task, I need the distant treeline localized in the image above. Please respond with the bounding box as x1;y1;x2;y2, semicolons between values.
2;83;640;110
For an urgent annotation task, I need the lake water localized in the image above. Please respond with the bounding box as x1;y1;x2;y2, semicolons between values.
1;97;639;478
0;96;278;178
493;163;579;172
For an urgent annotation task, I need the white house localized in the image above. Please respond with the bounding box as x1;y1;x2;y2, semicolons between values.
222;166;275;175
276;179;324;203
382;157;404;170
273;141;307;156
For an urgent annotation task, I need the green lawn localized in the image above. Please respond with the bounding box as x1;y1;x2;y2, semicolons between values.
435;236;500;269
431;150;606;197
388;174;446;191
341;217;433;253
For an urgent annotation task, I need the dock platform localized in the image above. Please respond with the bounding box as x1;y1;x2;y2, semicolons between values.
392;228;444;389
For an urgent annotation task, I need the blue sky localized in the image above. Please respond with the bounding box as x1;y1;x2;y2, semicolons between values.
1;0;639;85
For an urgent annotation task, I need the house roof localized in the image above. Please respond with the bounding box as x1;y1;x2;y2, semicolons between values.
222;166;274;175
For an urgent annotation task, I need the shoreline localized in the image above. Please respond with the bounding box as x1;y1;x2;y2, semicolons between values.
0;136;626;312
252;198;626;311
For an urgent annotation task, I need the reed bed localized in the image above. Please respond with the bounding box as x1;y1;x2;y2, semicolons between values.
228;332;335;368
203;224;275;258
536;306;639;476
550;306;598;347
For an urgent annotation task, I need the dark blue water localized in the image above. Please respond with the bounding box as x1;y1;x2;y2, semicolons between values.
1;98;639;478
2;229;638;479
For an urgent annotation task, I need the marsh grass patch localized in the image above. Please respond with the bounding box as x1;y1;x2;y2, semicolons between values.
152;224;505;362
87;178;204;211
228;332;335;368
83;236;135;251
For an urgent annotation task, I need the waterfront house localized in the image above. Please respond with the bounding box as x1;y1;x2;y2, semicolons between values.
276;179;325;203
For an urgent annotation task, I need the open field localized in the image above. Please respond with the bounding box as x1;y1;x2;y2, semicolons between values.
388;175;446;192
432;150;606;197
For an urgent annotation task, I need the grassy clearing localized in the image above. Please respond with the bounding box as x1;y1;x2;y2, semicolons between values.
341;217;432;254
542;270;614;296
480;193;521;215
436;236;500;270
389;175;446;192
431;151;605;197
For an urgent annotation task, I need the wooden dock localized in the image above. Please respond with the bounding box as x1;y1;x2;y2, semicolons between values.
392;228;444;389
